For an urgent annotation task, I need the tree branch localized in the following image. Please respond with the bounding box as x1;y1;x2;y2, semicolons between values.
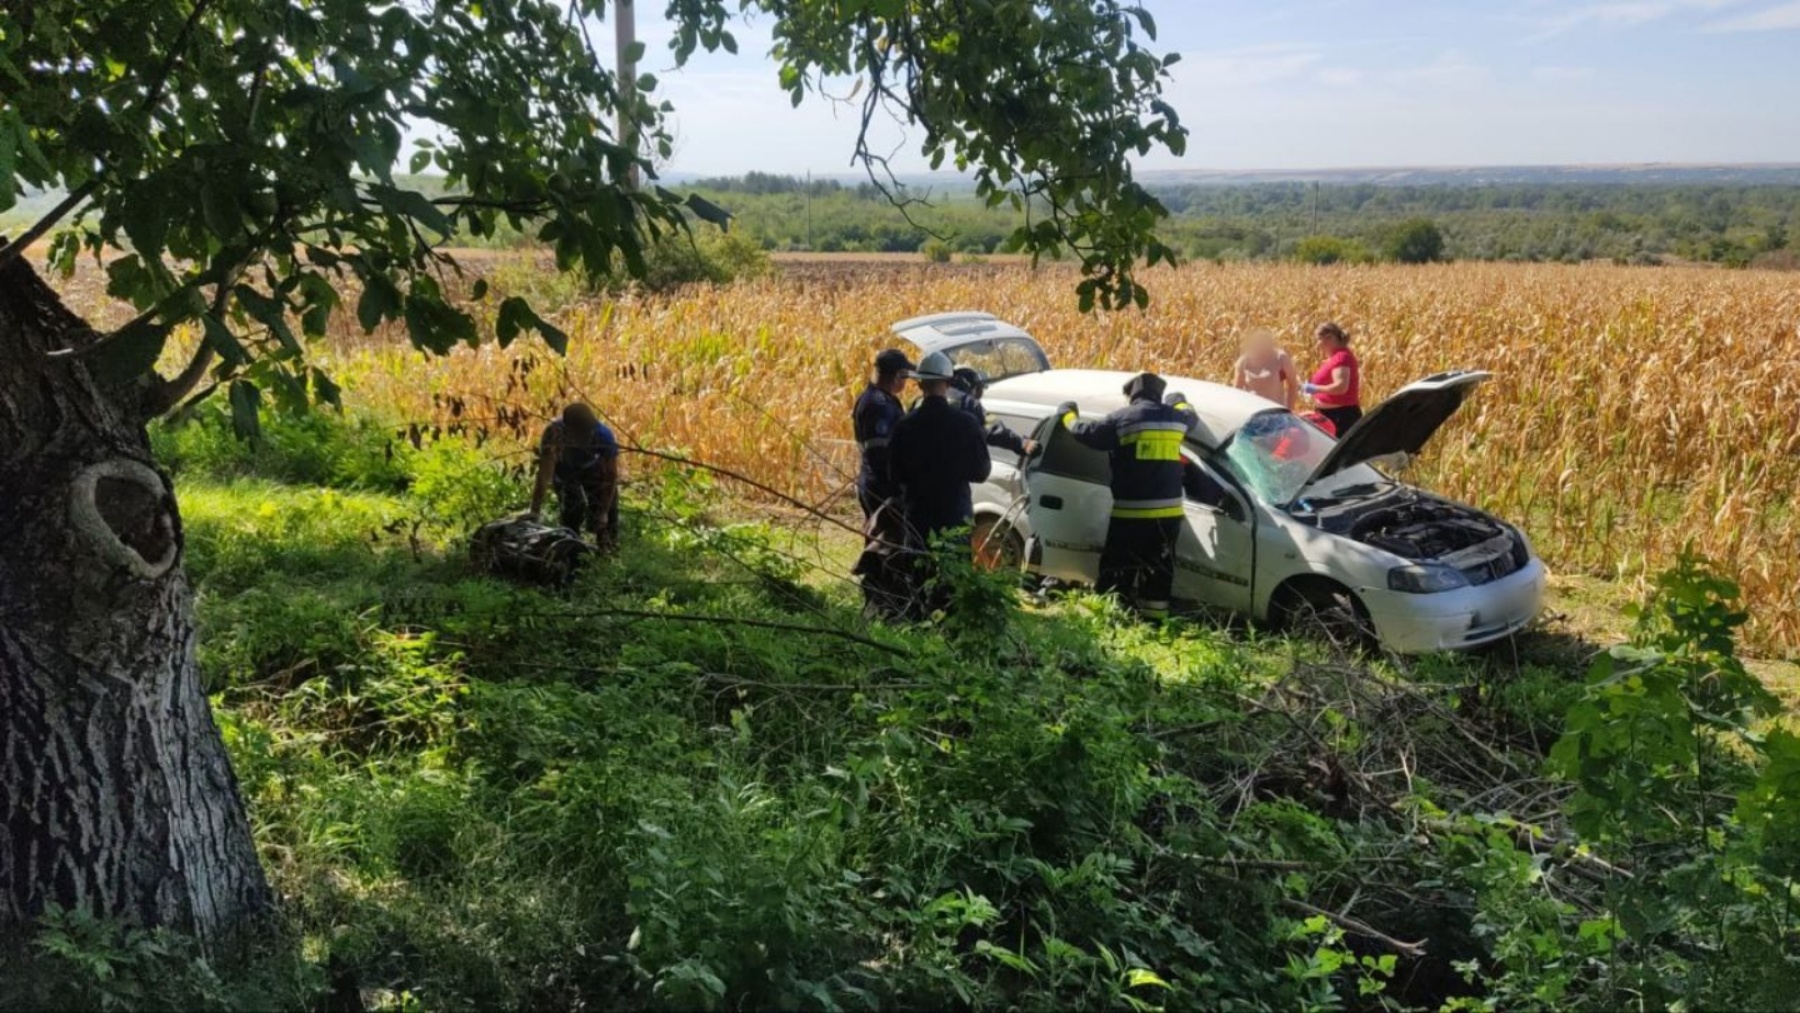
0;183;99;267
1280;898;1428;960
145;343;216;417
0;0;219;269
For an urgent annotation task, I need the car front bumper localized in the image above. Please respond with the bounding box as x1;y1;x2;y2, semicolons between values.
1357;559;1547;653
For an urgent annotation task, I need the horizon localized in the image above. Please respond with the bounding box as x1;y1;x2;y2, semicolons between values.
646;2;1800;176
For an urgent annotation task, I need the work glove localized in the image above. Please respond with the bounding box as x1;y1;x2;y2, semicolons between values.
1055;401;1079;426
1301;382;1320;395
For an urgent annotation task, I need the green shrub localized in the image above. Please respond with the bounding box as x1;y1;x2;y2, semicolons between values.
154;401;408;491
921;238;953;263
1291;235;1372;265
1380;218;1447;264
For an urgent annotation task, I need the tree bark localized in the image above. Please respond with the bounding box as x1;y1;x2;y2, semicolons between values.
0;256;270;950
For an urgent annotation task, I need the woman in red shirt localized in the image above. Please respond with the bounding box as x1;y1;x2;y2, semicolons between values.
1302;321;1362;435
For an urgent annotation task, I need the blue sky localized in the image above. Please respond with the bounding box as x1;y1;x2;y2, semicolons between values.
638;0;1800;175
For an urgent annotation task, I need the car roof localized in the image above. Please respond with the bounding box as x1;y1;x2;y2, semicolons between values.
984;369;1279;447
890;311;1040;354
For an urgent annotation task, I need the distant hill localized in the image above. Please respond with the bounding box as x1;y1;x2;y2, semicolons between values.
1138;164;1800;187
657;164;1800;190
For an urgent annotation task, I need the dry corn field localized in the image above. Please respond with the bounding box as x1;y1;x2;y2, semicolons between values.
57;255;1800;653
303;258;1799;653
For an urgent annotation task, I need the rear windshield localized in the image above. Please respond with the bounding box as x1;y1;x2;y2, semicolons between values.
939;338;1050;383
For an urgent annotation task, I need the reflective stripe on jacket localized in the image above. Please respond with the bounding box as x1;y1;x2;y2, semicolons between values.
1064;397;1191;519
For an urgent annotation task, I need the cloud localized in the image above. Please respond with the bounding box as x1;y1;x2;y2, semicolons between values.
1706;1;1800;30
1186;44;1324;85
1526;0;1748;38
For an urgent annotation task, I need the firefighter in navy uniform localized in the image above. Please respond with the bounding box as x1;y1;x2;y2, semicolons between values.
528;403;621;549
852;348;913;518
885;351;992;616
948;366;1038;457
1059;372;1190;619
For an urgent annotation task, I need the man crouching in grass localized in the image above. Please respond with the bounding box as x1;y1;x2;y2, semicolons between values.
529;403;621;550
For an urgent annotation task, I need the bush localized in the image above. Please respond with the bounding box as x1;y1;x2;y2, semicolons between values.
598;228;772;294
920;238;953;263
1291;235;1372;265
1380;218;1446;264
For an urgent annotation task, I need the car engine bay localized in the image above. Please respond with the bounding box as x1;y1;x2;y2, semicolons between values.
1330;493;1527;585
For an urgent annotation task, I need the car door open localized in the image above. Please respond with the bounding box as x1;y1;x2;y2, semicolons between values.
1021;414;1110;584
1173;454;1255;613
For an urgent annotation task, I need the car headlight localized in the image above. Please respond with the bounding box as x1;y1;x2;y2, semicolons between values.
1388;562;1470;594
1509;527;1532;570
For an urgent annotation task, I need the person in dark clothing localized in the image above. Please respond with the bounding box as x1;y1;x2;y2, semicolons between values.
1060;372;1190;620
948;366;1038;457
529;403;621;549
852;348;913;518
883;351;992;617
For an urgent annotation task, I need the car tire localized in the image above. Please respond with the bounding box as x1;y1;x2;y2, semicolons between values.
1276;579;1378;654
971;514;1025;573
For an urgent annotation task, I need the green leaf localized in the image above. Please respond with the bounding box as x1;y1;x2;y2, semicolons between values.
310;368;343;409
1125;968;1171;991
228;380;263;440
534;317;569;355
357;274;402;332
235;285;301;357
203;314;251;369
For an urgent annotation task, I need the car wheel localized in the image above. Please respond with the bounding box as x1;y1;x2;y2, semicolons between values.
971;514;1024;573
1278;579;1378;654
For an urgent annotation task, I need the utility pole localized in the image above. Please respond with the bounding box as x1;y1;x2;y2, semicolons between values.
616;0;639;188
1312;181;1320;234
806;169;814;250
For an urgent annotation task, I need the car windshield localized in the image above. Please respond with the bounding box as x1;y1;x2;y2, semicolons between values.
1220;410;1335;505
939;337;1050;382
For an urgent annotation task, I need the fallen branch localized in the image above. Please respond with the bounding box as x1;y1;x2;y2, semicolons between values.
1281;898;1428;959
700;673;926;693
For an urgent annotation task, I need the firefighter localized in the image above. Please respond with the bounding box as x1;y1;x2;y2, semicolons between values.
885;350;992;615
949;366;1037;457
1058;372;1190;619
852;348;913;519
528;403;621;549
1164;389;1199;435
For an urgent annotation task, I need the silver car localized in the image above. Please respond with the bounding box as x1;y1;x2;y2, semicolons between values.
892;312;1546;653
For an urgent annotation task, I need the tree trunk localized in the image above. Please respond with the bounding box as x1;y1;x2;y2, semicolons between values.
0;256;270;949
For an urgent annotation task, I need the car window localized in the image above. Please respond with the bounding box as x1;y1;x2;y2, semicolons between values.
990;412;1037;435
1221;410;1334;505
1035;423;1111;484
1181;456;1230;509
943;338;1050;382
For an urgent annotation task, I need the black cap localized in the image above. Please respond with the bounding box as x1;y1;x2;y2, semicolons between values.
874;348;915;376
1122;372;1167;403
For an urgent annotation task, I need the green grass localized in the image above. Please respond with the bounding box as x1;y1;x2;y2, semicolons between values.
14;404;1798;1012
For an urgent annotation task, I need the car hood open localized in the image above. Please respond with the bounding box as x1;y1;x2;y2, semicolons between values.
1297;370;1492;495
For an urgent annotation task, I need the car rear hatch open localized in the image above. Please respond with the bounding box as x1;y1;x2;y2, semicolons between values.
890;312;1051;382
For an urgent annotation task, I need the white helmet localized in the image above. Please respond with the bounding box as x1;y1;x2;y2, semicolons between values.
911;350;956;382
